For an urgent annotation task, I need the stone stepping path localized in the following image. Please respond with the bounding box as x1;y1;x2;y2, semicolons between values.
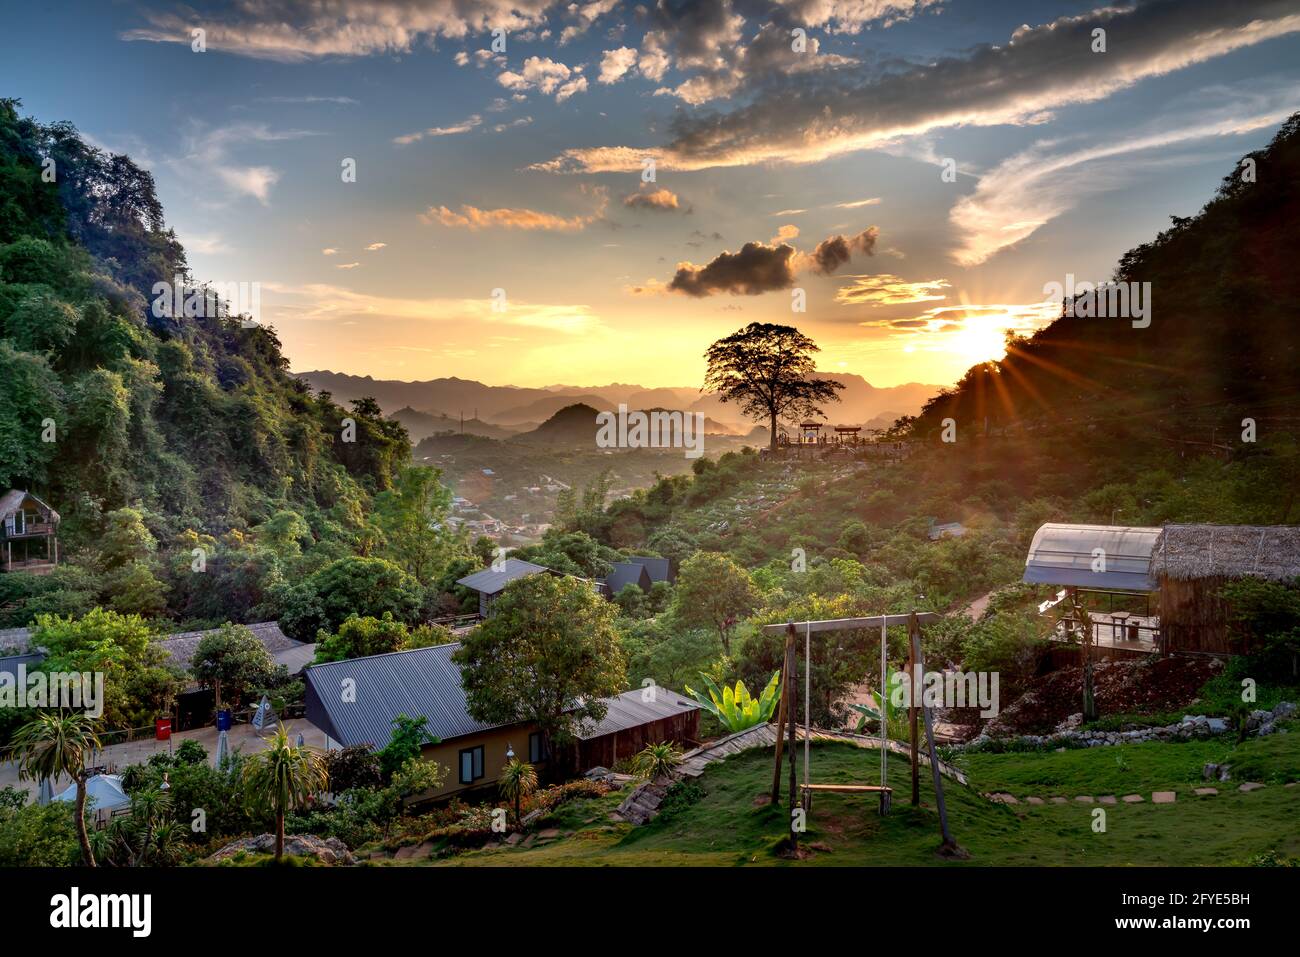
984;782;1281;807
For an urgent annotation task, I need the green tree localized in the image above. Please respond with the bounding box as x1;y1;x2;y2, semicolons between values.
376;714;435;779
274;556;423;642
315;613;410;664
703;323;843;451
241;724;328;863
191;623;276;712
454;575;627;769
98;507;156;570
672;551;760;655
4;294;78;355
0;341;64;487
6;712;103;866
371;465;458;584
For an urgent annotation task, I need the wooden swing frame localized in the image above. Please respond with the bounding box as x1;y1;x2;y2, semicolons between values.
763;611;959;855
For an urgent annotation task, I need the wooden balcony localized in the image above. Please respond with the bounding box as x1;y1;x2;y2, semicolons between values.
3;522;54;539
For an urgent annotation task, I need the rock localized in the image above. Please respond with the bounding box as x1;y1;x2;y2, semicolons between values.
989;792;1018;804
1272;700;1296;719
505;832;523;845
1218;765;1233;782
1122;794;1144;803
1050;797;1068;804
1151;791;1176;804
207;833;355;866
1203;762;1221;781
1074;795;1095;804
1098;795;1117;804
1193;787;1218;796
1025;796;1045;805
1207;718;1228;734
536;828;561;840
1238;782;1265;792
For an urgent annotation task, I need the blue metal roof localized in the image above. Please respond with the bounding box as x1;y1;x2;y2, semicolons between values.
623;555;672;583
1023;523;1161;591
454;558;551;595
605;561;652;596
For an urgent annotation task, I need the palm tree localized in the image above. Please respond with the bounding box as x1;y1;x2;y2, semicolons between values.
6;712;102;866
497;757;538;825
241;724;328;863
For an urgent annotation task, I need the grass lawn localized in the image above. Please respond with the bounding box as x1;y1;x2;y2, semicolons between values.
404;724;1300;867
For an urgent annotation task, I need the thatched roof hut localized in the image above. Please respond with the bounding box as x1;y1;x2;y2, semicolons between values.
1151;524;1300;656
1152;524;1300;582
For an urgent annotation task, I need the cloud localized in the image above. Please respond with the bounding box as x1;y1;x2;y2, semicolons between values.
123;1;560;61
169;122;316;205
498;56;587;101
536;0;1300;173
835;275;950;306
949;83;1299;265
810;227;877;275
599;47;638;84
424;187;608;231
666;223;881;295
668;242;799;297
365;242;387;251
834;197;882;209
256;95;358;105
264;280;603;334
622;188;686;212
393;114;482;144
335;262;361;269
321;248;338;256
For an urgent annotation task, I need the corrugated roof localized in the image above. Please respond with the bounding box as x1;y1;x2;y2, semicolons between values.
306;643;498;747
0;627;33;655
0;652;44;682
576;688;700;739
605;561;652;595
454;558;552;595
624;555;672;583
304;642;701;749
1023;523;1161;591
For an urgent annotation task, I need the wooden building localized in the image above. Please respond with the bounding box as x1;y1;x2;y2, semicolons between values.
0;490;59;573
304;643;700;802
1151;524;1300;656
1024;522;1300;658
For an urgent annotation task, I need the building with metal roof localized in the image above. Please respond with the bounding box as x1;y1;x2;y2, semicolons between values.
1023;523;1162;592
455;558;557;618
623;555;673;584
602;561;653;597
303;643;700;800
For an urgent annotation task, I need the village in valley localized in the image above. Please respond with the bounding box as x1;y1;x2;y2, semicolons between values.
1;0;1299;937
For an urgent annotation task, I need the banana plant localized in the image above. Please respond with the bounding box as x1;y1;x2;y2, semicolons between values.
851;692;884;734
684;670;782;732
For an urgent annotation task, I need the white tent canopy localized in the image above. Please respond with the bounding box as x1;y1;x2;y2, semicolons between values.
1023;523;1161;592
54;774;131;813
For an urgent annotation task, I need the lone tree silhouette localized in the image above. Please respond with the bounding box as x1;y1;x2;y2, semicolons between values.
703;323;843;451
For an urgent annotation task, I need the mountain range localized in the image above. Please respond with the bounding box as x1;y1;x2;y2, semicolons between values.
294;369;940;435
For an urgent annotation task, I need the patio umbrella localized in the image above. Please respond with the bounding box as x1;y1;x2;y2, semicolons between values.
54;774;131;813
214;728;230;769
37;776;53;806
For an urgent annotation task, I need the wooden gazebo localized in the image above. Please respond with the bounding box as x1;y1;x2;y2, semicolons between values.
798;421;824;444
833;425;862;445
1;490;60;573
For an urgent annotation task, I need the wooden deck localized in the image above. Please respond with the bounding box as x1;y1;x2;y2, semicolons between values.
1048;611;1159;655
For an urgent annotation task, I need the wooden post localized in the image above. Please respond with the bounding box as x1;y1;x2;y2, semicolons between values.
786;636;798;852
770;623;795;804
908;613;920;807
909;619;960;854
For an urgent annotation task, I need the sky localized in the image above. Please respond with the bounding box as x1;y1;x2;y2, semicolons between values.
2;0;1298;389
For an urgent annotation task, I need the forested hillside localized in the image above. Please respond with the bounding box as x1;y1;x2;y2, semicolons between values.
0;100;458;629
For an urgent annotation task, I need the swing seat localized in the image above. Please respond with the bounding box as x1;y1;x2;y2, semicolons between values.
801;784;892;815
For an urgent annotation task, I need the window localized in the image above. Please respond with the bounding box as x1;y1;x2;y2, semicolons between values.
529;732;547;764
458;745;484;785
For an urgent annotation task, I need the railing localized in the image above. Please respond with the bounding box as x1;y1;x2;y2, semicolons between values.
4;522;54;538
427;613;481;630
